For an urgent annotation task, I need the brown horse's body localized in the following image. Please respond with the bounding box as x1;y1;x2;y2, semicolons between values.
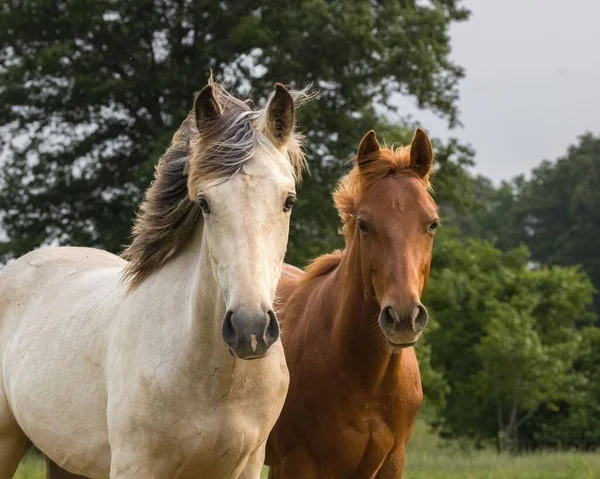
266;262;423;478
267;129;438;478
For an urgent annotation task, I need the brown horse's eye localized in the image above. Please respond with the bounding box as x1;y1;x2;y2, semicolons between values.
428;220;440;234
197;197;210;214
357;219;370;235
283;195;296;212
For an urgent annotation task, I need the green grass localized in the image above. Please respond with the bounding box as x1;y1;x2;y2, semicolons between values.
14;454;44;479
403;420;600;479
13;423;600;479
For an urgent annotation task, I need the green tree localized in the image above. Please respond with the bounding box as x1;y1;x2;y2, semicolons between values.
523;325;600;450
415;322;449;419
0;0;470;266
454;175;525;252
456;133;600;318
423;231;596;450
517;133;600;316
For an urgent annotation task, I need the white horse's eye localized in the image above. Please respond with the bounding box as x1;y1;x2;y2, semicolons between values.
283;195;296;212
197;197;210;214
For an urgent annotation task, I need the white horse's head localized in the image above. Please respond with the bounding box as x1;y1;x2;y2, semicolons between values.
123;81;311;360
181;82;309;359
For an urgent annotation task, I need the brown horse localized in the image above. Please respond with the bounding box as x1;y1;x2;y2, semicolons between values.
265;128;438;478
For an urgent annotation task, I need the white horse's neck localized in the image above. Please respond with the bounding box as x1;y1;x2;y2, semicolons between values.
135;225;229;362
187;228;227;347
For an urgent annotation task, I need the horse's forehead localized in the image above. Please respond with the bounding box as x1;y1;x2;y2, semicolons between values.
363;175;435;214
243;146;295;187
208;150;294;202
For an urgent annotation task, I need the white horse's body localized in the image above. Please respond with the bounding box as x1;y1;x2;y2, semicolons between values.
0;82;307;478
1;243;286;478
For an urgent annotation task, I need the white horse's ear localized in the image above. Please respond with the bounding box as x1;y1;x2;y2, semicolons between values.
357;130;380;171
194;85;222;129
409;128;434;178
265;83;295;146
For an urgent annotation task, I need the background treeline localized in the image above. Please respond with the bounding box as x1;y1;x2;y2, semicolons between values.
1;0;598;453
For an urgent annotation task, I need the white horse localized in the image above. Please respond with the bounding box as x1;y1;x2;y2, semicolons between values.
0;80;310;478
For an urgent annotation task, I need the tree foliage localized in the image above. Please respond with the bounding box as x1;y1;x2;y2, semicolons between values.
517;133;600;316
457;133;600;318
0;0;470;266
423;231;596;451
423;132;600;450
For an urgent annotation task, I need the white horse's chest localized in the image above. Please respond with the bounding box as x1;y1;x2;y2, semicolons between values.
175;401;278;478
108;339;289;477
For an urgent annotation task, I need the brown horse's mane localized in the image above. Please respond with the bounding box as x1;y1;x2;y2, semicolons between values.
121;81;310;291
302;143;433;283
303;251;343;282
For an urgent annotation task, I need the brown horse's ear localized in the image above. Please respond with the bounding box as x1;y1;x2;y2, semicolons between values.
357;130;381;171
194;85;222;129
409;128;434;178
265;83;295;146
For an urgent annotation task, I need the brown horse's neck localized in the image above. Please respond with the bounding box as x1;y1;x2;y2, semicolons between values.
325;237;403;390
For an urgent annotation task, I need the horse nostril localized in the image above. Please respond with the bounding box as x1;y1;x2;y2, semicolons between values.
221;309;236;344
380;305;398;329
221;308;279;359
265;310;280;345
412;303;428;332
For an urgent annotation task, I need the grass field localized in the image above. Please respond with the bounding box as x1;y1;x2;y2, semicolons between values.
13;421;600;478
403;421;600;479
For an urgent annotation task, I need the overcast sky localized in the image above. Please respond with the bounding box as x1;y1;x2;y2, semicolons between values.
400;0;600;183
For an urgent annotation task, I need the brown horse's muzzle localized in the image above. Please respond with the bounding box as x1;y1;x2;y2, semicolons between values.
378;302;428;348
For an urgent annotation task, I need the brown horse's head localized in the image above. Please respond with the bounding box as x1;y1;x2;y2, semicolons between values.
334;129;438;349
